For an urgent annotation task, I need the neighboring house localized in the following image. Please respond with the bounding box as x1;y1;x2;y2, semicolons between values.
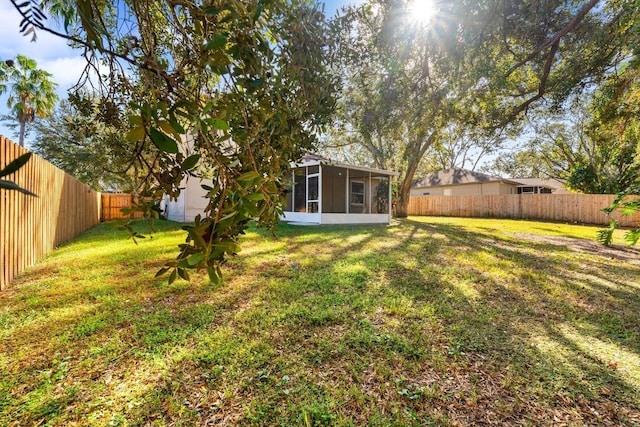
165;154;399;225
411;168;569;196
512;178;571;194
411;168;522;196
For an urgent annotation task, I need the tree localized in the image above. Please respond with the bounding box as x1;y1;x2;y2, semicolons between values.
0;55;58;147
31;94;143;192
484;89;640;193
595;50;640;245
330;0;637;216
420;126;507;173
598;185;640;247
481;148;549;179
11;0;337;283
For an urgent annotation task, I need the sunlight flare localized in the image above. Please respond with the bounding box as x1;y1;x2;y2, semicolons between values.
408;0;437;25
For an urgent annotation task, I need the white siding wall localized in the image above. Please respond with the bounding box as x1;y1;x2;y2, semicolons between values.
165;177;208;222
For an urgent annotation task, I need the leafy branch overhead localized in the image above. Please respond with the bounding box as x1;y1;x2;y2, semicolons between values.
0;152;36;196
11;0;47;42
598;186;640;247
11;0;337;284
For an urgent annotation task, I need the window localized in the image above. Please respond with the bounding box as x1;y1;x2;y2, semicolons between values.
351;181;365;205
519;187;535;194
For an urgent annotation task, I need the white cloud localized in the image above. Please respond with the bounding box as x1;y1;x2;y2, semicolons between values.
40;57;91;89
0;1;86;93
0;2;89;144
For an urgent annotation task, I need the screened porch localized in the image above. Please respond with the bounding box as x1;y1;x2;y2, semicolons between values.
282;160;397;225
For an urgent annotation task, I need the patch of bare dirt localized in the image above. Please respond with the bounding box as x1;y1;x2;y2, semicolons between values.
509;233;640;264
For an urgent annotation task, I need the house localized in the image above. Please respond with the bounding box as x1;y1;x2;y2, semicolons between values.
163;173;210;223
411;168;522;196
511;178;571;194
411;168;569;196
165;154;399;225
281;154;399;225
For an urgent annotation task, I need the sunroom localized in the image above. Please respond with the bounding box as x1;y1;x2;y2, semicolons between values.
282;157;398;225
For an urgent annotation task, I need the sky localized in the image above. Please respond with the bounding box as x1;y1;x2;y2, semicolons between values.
0;0;363;146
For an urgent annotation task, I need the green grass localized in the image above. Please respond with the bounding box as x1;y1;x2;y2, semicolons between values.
1;217;639;426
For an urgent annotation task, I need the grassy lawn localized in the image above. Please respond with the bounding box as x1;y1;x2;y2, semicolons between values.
1;217;639;426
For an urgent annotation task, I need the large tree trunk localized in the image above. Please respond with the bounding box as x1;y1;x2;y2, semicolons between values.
18;120;26;147
395;132;437;218
395;175;413;218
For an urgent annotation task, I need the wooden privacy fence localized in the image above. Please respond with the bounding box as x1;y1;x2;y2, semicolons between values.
1;136;102;290
101;193;144;221
408;194;640;226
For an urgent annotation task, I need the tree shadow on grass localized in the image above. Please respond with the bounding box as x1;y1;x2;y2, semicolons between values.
2;218;640;425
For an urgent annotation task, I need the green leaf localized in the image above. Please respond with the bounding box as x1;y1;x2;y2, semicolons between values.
622;202;640;216
158;120;181;139
155;267;170;277
181;154;200;171
177;259;191;269
126;126;146;143
596;219;617;246
214;240;242;254
168;115;186;134
207;266;221;284
206;34;228;50
149;127;179;153
245;192;265;201
0;152;32;178
218;211;238;222
187;228;208;249
253;3;264;21
205;118;229;131
248;78;265;88
178;268;190;281
237;171;261;182
0;179;37;196
168;269;178;285
187;253;206;266
625;229;640;246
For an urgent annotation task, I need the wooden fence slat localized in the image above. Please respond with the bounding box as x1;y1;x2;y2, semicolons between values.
407;194;640;227
0;136;102;290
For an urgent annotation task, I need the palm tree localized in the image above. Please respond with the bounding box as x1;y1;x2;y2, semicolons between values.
0;55;58;146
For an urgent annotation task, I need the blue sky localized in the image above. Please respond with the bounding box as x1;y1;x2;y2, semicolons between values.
0;0;363;146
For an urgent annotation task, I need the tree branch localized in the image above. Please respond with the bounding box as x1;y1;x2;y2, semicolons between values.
504;0;601;78
10;0;175;90
500;40;560;125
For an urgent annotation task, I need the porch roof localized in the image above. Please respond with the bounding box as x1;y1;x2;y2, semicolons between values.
295;156;400;177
